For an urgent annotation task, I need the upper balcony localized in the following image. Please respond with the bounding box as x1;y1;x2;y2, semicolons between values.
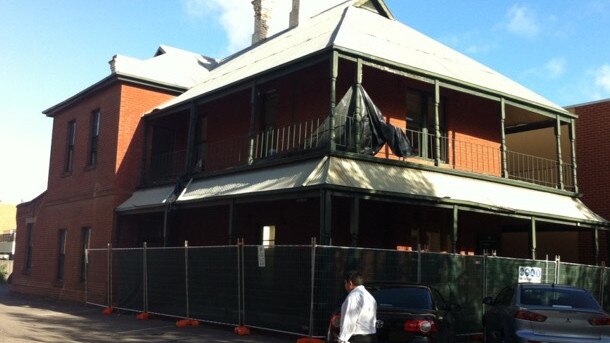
143;111;576;192
141;59;577;194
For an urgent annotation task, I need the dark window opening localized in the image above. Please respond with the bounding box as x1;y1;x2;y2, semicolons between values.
24;223;34;272
406;89;446;161
65;121;76;172
56;229;67;281
80;227;91;281
88;110;100;166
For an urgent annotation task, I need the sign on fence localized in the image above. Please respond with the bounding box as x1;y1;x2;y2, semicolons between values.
518;266;542;283
257;245;266;267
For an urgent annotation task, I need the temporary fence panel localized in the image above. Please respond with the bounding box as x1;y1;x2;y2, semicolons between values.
86;248;111;307
188;246;240;325
146;247;187;318
86;243;610;337
314;246;421;337
558;262;605;306
113;248;144;312
242;245;315;336
421;253;484;334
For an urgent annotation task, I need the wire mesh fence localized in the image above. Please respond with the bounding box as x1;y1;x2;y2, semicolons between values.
87;242;610;338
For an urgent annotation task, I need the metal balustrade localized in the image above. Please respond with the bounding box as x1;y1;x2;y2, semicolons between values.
145;114;575;191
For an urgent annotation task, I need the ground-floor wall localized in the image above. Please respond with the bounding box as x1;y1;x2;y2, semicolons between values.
11;194;120;302
116;193;605;265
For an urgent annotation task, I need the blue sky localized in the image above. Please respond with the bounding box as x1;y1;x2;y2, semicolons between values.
1;0;609;204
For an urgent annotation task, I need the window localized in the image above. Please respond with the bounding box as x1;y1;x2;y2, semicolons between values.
56;229;67;281
261;225;276;246
65;120;76;172
80;227;91;281
261;91;278;130
406;90;446;160
192;115;208;172
24;223;34;272
88;110;100;166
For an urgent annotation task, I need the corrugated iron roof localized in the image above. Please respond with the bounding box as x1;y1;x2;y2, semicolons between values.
142;156;607;225
150;0;566;115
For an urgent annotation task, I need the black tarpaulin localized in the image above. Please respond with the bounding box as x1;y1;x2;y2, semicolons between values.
334;85;413;157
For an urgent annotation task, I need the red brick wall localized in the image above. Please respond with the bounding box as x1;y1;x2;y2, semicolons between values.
572;99;610;263
573;100;610;221
12;81;178;301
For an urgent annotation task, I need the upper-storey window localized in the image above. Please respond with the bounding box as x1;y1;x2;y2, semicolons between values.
406;90;446;160
261;90;278;131
88;110;100;166
65;120;76;173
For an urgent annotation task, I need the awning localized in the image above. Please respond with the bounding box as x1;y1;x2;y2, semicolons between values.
116;185;175;213
316;157;607;226
175;156;607;227
178;158;327;202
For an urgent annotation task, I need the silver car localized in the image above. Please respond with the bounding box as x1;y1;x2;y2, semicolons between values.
482;283;610;342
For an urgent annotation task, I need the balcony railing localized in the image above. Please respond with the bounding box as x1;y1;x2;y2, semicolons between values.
145;114;575;191
146;149;187;184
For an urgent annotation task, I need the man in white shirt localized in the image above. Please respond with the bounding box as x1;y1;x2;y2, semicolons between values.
338;271;377;343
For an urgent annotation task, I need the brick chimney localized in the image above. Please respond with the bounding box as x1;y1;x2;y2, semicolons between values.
289;0;300;28
251;0;271;45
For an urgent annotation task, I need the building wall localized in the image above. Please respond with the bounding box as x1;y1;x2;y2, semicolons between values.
571;99;610;263
12;81;178;301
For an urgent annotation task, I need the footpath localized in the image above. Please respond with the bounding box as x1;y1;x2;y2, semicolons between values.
0;284;294;343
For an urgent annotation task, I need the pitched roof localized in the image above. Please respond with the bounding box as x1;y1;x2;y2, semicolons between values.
149;0;565;115
44;45;216;116
110;45;217;89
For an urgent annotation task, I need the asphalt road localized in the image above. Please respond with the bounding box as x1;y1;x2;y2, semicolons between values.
0;284;297;343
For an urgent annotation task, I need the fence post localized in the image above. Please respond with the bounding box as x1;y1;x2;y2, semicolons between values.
108;243;112;308
545;255;548;284
308;237;317;337
85;247;89;305
600;264;605;307
483;251;487;298
237;238;242;326
143;242;148;314
417;244;422;284
185;240;190;319
555;255;561;283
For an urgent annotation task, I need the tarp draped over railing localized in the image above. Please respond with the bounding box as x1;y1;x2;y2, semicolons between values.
86;243;610;338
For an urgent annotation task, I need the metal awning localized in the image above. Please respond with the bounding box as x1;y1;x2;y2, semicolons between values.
116;185;175;213
175;156;607;227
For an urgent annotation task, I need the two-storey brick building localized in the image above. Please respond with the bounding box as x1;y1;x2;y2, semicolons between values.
13;0;608;301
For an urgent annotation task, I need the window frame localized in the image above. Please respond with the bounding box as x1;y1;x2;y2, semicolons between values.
56;229;67;281
88;109;100;166
80;227;91;281
23;223;34;273
65;120;76;173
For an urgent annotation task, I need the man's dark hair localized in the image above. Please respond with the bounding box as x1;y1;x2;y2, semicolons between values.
345;271;364;286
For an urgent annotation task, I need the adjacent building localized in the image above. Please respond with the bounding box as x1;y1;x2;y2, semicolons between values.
12;0;608;301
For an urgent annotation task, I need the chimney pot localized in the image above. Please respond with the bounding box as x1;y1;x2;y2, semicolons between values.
251;0;271;45
289;0;300;28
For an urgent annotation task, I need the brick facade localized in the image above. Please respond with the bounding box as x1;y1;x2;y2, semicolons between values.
11;80;178;301
570;99;610;264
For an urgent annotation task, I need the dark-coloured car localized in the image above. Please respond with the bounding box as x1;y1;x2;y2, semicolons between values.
482;283;610;342
327;283;461;343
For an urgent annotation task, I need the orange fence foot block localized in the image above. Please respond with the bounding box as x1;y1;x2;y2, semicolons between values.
176;319;199;327
296;338;324;343
136;312;151;320
234;326;251;336
176;319;191;327
102;307;114;315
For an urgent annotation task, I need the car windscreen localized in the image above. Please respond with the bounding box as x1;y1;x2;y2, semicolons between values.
520;287;601;310
371;287;432;309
